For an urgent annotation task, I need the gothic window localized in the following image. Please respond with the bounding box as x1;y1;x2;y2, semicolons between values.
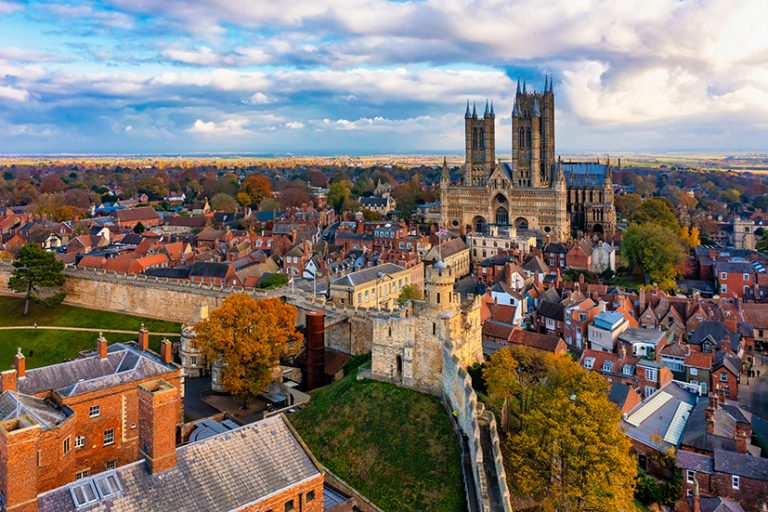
527;129;531;148
495;207;509;225
479;128;485;149
519;128;524;149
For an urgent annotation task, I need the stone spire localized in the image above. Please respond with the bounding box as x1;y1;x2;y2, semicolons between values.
484;99;490;117
490;100;495;118
465;99;471;118
472;101;477;119
441;157;450;183
532;96;541;117
516;78;521;95
523;79;527;94
512;95;521;118
544;75;548;93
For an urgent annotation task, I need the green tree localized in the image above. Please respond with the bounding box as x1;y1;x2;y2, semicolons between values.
133;221;146;234
9;244;66;316
615;193;643;219
630;198;681;235
210;192;238;212
397;284;423;306
622;223;685;288
484;346;637;511
326;181;351;213
259;273;290;289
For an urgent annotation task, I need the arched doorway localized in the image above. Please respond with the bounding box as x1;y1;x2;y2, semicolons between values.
514;217;529;229
395;355;403;380
472;216;487;234
593;224;604;234
495;207;509;225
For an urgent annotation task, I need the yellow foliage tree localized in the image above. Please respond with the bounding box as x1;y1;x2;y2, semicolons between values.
484;346;637;511
239;175;273;208
680;226;701;248
194;294;302;403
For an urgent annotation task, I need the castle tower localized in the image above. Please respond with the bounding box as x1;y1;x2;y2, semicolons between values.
425;261;457;312
464;100;495;187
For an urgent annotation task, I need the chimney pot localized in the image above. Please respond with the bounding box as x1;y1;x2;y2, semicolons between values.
138;324;150;352
138;380;178;475
1;370;17;393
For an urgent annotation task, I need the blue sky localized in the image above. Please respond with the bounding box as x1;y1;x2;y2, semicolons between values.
1;0;768;155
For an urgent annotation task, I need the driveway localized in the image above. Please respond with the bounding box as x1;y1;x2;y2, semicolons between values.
184;376;218;421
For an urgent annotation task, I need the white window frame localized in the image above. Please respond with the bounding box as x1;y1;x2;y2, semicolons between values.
645;368;658;382
686;470;695;484
583;357;594;370
75;436;85;449
720;372;728;382
103;429;115;446
89;405;100;418
690;367;698;376
732;475;740;490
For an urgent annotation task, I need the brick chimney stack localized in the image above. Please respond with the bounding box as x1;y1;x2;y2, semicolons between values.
0;370;16;393
705;392;716;434
0;415;41;512
138;380;178;475
721;335;731;354
14;348;25;379
138;324;149;352
97;333;108;359
160;339;173;364
734;419;751;453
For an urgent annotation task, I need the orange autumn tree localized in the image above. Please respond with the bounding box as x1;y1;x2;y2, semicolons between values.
238;175;273;208
194;294;302;403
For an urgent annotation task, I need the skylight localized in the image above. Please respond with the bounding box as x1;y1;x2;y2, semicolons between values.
70;471;123;508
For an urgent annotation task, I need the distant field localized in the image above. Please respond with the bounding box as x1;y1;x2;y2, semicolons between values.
291;369;466;512
0;296;180;369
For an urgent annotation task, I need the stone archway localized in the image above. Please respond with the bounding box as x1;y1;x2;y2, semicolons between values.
593;223;604;234
395;355;403;380
472;216;487;234
514;217;529;229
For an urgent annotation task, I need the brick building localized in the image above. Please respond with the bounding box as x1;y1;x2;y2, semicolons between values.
114;207;161;230
0;332;182;507
35;404;327;512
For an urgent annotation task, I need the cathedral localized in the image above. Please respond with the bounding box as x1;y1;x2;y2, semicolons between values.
440;77;616;242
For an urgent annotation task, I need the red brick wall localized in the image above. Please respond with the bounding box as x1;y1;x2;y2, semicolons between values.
710;472;768;511
0;419;40;512
711;368;738;400
242;474;325;512
138;381;178;474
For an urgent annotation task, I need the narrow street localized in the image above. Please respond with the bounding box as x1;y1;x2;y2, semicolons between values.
739;352;768;419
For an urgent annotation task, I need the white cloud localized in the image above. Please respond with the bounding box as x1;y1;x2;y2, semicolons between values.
285;121;304;129
0;85;30;102
249;92;271;104
0;1;22;14
187;117;251;135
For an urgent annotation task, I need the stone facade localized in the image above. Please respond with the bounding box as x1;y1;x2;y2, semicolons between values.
370;263;483;395
441;79;615;241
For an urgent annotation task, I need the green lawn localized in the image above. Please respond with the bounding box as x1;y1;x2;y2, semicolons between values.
291;373;466;512
0;296;181;369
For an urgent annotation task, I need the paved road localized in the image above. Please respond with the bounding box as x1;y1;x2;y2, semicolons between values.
0;325;180;336
184;377;218;420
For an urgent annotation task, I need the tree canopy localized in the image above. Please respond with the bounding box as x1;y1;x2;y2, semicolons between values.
9;244;66;315
397;284;423;306
622;222;686;289
210;192;238;212
484;346;637;512
629;198;681;235
238;175;273;208
194;294;303;403
326;181;351;213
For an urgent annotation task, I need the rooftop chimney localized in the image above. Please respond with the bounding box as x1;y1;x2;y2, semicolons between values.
97;333;108;360
14;348;25;379
0;415;41;512
734;419;751;454
721;336;731;354
160;339;173;365
692;478;701;512
0;370;16;393
138;380;178;475
705;392;716;433
138;324;149;352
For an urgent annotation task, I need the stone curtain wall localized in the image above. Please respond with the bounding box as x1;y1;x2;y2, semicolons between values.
441;340;512;512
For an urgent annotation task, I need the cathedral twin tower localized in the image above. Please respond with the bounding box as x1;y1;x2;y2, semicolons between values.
441;77;616;241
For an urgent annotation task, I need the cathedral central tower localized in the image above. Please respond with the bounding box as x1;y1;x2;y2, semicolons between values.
463;100;495;187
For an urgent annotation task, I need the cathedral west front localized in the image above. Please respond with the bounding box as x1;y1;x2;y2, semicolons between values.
440;77;616;242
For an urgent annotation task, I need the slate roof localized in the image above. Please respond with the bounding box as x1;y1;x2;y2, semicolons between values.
713;449;768;481
425;238;468;262
188;262;230;279
37;414;322;512
622;382;698;449
0;391;71;429
689;321;736;347
331;263;405;287
618;328;666;346
689;497;745;512
676;449;714;473
17;343;177;398
715;260;755;275
522;255;548;274
537;300;564;320
681;399;744;453
607;383;632;409
360;197;388;207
